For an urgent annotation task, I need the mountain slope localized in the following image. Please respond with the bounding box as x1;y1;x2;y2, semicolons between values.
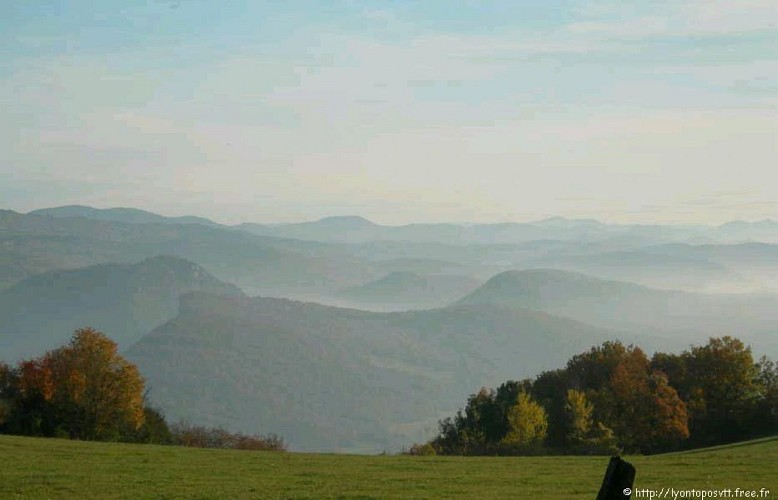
0;256;244;361
126;292;636;452
334;272;482;311
457;269;778;352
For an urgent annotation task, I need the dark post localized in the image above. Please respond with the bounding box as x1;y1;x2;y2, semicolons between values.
596;456;636;500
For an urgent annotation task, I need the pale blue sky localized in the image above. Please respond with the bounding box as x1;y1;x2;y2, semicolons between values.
2;1;777;224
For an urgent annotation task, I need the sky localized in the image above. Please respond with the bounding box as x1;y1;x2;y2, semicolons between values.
1;0;777;225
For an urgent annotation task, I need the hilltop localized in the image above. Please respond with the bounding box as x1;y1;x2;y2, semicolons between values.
29;205;218;226
0;256;244;361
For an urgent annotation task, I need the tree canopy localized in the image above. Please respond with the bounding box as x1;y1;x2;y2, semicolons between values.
423;336;776;456
2;328;145;440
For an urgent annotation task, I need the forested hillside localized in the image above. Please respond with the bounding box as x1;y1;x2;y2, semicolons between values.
125;292;629;451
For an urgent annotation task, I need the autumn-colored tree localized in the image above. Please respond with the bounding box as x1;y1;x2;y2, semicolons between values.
607;351;689;452
566;341;630;393
500;391;548;451
564;342;688;453
565;389;593;444
54;328;146;439
425;337;774;456
8;328;146;440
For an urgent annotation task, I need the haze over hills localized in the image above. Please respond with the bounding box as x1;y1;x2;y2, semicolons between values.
457;269;778;355
0;256;244;362
0;209;379;295
529;243;778;293
3;204;778;452
126;291;632;452
238;213;778;246
333;272;482;311
14;205;778;293
29;205;219;227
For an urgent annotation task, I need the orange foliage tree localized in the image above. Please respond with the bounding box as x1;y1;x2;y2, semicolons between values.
568;342;689;453
8;328;146;440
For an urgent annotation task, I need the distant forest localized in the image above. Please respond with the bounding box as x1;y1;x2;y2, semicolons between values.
412;336;778;456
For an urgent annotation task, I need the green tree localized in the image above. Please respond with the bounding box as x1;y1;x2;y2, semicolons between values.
531;368;570;448
431;388;497;455
0;362;14;427
125;406;172;444
684;336;759;445
751;356;778;437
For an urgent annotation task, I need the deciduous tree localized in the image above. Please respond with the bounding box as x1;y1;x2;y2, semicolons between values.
500;391;548;450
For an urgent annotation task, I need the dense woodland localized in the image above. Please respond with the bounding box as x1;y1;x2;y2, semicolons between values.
0;328;284;451
415;336;778;456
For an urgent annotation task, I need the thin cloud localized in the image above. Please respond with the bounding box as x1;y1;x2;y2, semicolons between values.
568;0;778;39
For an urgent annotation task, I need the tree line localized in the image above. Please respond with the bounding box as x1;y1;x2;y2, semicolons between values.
0;328;284;451
412;336;778;456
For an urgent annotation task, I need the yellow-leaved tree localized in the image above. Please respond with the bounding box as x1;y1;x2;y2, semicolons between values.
20;328;146;440
500;391;548;451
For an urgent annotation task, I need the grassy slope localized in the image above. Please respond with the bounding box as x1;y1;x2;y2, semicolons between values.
2;435;777;499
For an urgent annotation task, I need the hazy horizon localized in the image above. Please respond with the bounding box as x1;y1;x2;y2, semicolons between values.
14;203;778;228
3;1;776;225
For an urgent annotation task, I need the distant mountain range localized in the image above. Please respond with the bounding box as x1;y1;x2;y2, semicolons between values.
29;205;219;227
26;206;778;247
0;209;379;295
458;269;778;355
0;256;243;361
238;214;778;246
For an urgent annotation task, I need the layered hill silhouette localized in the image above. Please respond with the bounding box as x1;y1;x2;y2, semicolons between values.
334;272;482;311
10;207;778;294
457;269;778;353
0;209;378;295
238;214;778;245
0;256;244;361
29;205;219;226
126;292;631;452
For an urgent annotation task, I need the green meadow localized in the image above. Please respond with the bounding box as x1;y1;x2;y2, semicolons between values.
2;434;777;499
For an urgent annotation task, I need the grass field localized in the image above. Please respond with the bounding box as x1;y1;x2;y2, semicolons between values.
2;435;777;499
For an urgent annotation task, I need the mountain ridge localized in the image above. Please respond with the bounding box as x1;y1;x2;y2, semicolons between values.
0;256;244;361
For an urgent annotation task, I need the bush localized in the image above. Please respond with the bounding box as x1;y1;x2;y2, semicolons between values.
170;420;285;451
405;442;437;456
